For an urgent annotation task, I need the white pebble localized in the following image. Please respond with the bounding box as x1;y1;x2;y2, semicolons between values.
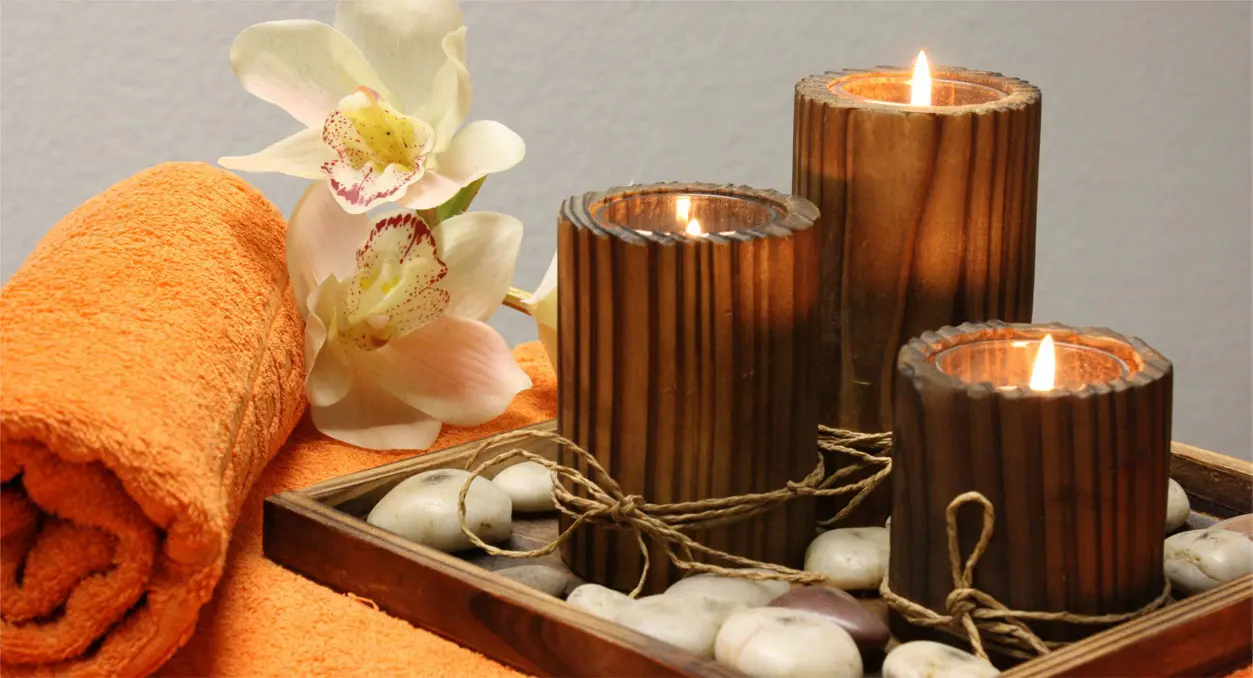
1164;528;1253;594
1165;478;1191;532
882;640;1000;678
804;526;891;590
367;469;511;552
715;607;862;678
665;570;789;607
491;461;556;513
615;595;744;657
567;583;634;621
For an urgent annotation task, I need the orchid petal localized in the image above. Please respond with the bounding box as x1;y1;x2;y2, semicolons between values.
414;27;470;152
219;127;334;181
229;19;393;128
531;252;559;369
334;0;463;116
400;121;525;210
304;277;354;407
432;211;523;321
358;316;531;427
311;376;444;450
286;182;371;316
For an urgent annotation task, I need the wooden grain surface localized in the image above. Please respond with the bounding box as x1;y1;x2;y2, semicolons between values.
792;66;1042;438
556;183;821;594
890;323;1174;647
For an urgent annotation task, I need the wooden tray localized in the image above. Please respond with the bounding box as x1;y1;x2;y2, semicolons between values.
263;421;1253;677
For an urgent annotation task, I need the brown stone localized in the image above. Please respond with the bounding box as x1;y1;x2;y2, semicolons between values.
768;586;890;651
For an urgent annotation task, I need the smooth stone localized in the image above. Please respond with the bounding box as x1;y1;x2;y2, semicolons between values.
567;583;633;621
367;469;511;552
882;640;1000;678
491;461;556;513
495;564;569;597
804;526;891;590
715;607;862;678
1166;478;1191;532
1164;528;1253;594
665;570;789;607
1213;513;1253;537
768;585;890;650
615;595;745;658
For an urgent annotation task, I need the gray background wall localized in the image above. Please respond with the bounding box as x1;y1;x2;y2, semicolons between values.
3;1;1250;459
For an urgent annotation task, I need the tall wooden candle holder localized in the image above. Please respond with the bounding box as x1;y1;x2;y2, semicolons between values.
793;65;1042;524
890;322;1173;650
556;183;820;594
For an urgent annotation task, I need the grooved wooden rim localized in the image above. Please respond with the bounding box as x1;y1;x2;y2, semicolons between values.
798;66;1040;114
562;182;818;244
898;321;1173;397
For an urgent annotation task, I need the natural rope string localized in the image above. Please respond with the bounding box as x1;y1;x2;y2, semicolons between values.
879;491;1172;661
455;427;888;596
453;427;1169;659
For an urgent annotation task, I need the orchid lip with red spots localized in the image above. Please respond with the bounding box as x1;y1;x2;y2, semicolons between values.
320;88;434;213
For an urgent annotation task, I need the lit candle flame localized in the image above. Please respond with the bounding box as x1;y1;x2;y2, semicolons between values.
685;218;703;237
1029;334;1056;391
910;50;932;106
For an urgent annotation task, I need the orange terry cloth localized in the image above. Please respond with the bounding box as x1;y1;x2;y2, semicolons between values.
158;342;555;677
0;163;306;677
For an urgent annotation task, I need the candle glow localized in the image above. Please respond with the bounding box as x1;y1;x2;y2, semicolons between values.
1029;334;1056;391
910;50;932;106
685;218;704;237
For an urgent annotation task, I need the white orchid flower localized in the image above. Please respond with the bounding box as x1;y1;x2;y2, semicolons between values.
289;183;531;449
220;0;524;215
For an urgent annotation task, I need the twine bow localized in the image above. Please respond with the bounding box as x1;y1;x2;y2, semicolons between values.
879;491;1172;661
455;428;891;597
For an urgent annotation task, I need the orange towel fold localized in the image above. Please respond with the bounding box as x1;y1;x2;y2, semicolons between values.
0;163;306;677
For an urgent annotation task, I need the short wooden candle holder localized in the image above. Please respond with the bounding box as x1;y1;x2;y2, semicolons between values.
556;182;820;594
890;322;1173;650
793;67;1042;434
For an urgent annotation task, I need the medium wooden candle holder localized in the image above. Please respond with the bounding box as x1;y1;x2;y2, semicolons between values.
556;182;820;594
890;322;1173;650
793;66;1042;524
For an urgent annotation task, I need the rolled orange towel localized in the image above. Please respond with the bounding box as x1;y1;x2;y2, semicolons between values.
0;163;306;676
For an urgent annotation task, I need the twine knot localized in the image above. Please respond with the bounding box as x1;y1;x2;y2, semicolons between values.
607;494;644;524
944;587;980;620
880;491;1171;661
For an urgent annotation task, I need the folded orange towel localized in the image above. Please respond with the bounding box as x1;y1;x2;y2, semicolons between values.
0;163;306;677
157;342;556;677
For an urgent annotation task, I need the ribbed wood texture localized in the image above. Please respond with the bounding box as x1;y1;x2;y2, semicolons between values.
793;67;1042;435
891;322;1173;653
556;183;820;594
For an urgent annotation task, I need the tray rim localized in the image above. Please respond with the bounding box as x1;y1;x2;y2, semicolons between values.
263;420;1253;677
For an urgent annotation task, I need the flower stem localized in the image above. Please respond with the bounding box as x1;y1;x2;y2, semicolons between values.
502;287;533;316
